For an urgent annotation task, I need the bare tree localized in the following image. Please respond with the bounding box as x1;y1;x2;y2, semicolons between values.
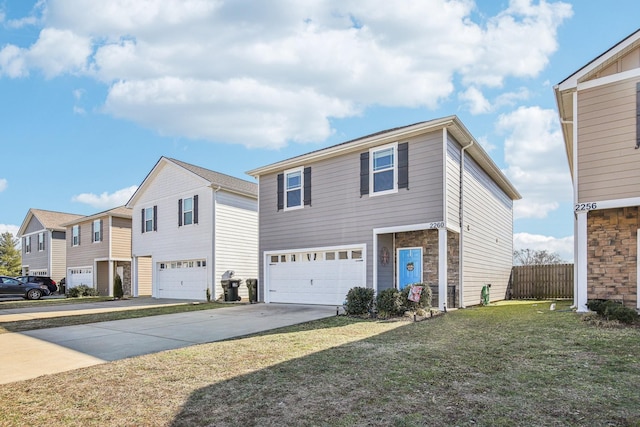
513;248;564;266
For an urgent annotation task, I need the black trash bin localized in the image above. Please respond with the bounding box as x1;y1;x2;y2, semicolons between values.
221;270;242;302
246;278;258;303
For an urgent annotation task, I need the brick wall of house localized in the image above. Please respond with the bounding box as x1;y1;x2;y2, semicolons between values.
587;207;638;308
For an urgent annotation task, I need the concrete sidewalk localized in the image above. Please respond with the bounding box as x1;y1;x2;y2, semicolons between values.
0;302;336;384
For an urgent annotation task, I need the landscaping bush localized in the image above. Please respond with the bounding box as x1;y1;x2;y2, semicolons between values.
344;286;375;316
113;274;124;299
376;288;403;317
68;284;99;298
587;299;638;324
400;283;432;315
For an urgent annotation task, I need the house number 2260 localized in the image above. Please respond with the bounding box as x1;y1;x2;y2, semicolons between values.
575;202;597;211
429;221;445;229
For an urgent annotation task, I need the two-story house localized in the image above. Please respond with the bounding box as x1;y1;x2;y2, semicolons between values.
248;116;521;309
554;29;640;312
126;157;258;301
63;206;134;296
17;209;84;283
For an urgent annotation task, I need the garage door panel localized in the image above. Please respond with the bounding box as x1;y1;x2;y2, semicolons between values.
267;247;365;305
68;268;93;288
156;264;207;300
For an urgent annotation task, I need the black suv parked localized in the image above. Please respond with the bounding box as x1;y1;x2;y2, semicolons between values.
15;276;58;294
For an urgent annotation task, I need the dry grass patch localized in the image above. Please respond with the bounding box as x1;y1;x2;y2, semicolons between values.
1;301;640;426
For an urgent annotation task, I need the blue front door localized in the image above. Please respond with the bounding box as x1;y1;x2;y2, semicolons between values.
397;247;422;290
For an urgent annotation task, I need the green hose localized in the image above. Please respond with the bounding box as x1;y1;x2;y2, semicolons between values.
481;285;490;306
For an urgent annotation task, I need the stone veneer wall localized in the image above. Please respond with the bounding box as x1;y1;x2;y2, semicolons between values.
395;229;460;305
116;261;132;296
587;207;638;308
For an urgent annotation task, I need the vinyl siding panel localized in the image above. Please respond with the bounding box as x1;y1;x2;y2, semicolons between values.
137;256;152;296
214;192;258;300
66;220;108;268
577;77;640;202
258;130;445;289
462;154;514;307
50;236;67;283
446;137;461;229
24;217;44;235
22;234;48;273
111;217;132;259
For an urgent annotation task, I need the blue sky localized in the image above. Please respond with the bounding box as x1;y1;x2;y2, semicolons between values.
0;0;637;261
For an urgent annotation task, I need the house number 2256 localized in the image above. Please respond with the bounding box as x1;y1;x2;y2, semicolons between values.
575;202;597;211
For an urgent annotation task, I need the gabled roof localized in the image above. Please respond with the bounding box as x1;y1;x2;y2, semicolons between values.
126;157;258;208
18;209;84;236
247;115;521;200
61;206;132;227
554;28;640;176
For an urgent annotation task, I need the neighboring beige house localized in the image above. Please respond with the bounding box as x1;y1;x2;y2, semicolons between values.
62;206;139;297
554;29;640;311
248;116;521;308
18;209;84;282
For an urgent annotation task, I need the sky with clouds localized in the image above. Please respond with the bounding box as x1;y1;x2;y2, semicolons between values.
0;0;637;261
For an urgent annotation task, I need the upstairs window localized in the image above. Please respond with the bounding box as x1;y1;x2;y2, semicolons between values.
142;206;157;233
178;195;198;226
25;236;31;253
38;232;44;251
72;225;80;246
93;219;102;242
371;145;396;194
286;168;302;209
277;167;311;211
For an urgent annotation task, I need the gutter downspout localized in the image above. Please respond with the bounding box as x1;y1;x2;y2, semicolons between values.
459;138;474;309
212;185;222;300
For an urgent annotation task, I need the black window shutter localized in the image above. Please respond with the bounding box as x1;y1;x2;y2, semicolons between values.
303;167;311;206
277;173;284;210
398;142;409;189
178;199;183;227
78;226;81;246
636;82;640;149
194;195;199;224
153;206;157;231
100;219;103;241
92;221;95;242
141;209;145;233
360;152;369;196
42;233;45;251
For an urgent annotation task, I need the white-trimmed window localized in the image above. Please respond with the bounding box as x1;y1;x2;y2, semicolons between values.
144;207;154;232
25;236;31;253
72;225;80;247
37;233;44;251
285;168;303;210
370;143;397;195
93;220;101;242
182;197;194;225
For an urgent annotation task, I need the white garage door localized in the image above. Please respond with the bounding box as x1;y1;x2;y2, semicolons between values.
156;260;208;300
267;246;366;305
68;267;93;288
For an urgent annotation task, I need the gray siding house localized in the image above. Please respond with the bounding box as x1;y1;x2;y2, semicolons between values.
17;209;84;282
248;116;521;309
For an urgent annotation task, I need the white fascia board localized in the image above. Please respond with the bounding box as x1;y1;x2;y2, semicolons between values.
575;197;640;212
557;30;640;91
577;67;640;91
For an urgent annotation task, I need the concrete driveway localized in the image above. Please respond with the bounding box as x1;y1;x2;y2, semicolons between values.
0;301;336;384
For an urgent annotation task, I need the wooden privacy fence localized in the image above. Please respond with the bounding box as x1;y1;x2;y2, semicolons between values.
509;263;573;300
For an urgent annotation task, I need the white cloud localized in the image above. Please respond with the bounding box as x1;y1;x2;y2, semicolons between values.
498;106;572;219
514;232;573;262
72;185;138;210
459;86;491;115
0;178;7;192
0;224;20;238
0;0;572;147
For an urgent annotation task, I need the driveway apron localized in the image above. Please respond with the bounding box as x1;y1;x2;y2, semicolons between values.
0;303;335;384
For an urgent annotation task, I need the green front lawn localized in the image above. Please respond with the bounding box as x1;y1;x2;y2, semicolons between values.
1;301;639;426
